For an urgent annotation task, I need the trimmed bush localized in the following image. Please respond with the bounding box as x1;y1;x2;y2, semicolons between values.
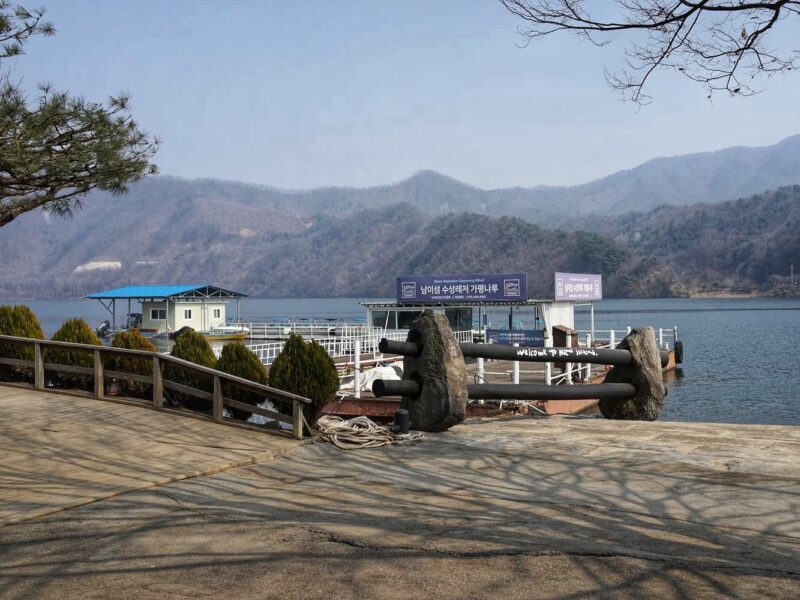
215;342;267;420
0;305;45;382
47;318;102;391
165;328;216;413
107;329;157;399
268;334;339;422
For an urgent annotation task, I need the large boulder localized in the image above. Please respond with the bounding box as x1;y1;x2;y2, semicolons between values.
400;310;468;431
599;327;666;420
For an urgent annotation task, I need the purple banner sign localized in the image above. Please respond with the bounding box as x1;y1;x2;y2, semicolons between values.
554;272;602;301
397;273;527;304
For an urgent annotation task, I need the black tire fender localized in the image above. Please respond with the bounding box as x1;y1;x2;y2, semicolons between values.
674;340;684;364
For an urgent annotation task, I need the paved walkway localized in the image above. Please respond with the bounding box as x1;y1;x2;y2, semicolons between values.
0;385;303;526
1;393;799;598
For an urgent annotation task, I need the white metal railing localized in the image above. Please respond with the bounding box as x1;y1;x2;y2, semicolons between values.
234;328;475;367
576;326;678;351
224;320;371;340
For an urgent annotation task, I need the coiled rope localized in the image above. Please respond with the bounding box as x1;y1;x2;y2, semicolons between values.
316;415;423;450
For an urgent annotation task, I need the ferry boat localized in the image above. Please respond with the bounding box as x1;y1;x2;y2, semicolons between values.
320;272;682;419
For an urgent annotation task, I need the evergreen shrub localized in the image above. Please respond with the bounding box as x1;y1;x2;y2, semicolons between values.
107;329;157;399
0;305;45;382
268;334;339;422
165;328;216;413
215;342;267;420
48;318;102;391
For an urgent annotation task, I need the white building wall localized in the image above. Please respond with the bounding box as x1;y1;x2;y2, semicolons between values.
140;300;227;333
171;301;227;332
549;302;575;330
141;301;170;333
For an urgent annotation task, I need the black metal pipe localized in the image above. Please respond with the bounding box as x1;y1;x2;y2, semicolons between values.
461;343;669;368
373;378;635;401
373;379;421;397
460;343;635;366
381;338;669;367
467;383;636;401
378;338;421;357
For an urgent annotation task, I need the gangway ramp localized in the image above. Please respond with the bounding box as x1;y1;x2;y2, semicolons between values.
0;385;306;526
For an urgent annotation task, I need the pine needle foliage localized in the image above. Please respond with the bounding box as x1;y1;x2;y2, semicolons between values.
0;3;158;228
0;304;44;382
165;328;216;413
215;342;267;420
268;334;339;421
47;318;101;390
107;329;156;399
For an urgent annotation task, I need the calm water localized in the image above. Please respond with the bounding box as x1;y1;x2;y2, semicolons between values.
3;296;799;426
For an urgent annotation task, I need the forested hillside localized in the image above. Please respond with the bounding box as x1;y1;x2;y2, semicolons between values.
0;138;799;299
0;197;684;299
598;186;800;291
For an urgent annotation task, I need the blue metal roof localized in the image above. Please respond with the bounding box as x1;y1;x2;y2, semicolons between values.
85;284;247;299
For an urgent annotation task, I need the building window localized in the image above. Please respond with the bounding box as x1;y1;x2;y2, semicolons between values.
184;309;192;319
151;309;166;320
213;308;221;318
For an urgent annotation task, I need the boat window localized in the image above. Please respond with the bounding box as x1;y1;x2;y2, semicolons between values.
150;309;166;320
397;310;423;330
184;309;192;319
371;311;390;328
445;308;473;331
213;308;221;318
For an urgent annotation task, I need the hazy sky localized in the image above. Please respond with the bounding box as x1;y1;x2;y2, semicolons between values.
10;0;800;189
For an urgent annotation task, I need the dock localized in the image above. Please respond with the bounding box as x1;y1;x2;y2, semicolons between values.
1;382;798;598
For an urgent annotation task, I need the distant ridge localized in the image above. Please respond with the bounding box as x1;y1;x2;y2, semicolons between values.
0;135;799;298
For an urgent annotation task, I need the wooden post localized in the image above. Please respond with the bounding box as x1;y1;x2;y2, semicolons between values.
94;349;104;399
213;375;223;421
34;342;44;390
292;400;303;439
152;356;163;409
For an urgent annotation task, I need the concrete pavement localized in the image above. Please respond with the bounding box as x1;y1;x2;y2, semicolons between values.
1;393;799;598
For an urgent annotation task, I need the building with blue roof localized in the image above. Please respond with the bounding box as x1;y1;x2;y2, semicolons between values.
85;284;247;336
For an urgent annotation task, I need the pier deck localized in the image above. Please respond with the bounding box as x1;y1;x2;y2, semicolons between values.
1;395;798;599
0;385;304;526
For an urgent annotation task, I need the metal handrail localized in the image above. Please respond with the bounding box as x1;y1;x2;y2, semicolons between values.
0;334;309;438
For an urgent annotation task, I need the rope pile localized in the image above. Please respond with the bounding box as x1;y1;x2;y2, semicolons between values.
315;415;423;450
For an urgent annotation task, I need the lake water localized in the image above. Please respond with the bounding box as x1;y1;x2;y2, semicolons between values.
2;296;799;426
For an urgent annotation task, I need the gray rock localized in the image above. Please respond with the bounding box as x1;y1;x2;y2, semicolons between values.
599;327;665;420
401;310;468;431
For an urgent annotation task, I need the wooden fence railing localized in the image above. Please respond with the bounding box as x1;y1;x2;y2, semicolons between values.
0;334;311;439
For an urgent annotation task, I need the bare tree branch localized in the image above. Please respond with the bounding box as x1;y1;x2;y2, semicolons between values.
500;0;800;102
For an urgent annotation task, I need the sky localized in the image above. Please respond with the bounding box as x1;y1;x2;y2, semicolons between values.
9;0;800;190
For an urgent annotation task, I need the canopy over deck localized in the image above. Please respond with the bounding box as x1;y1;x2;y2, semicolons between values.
85;285;247;333
85;284;247;301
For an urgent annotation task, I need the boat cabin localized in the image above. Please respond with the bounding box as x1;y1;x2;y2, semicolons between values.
361;299;579;344
368;272;601;346
85;284;247;336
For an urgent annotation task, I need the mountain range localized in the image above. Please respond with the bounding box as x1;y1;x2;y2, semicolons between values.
0;135;799;299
